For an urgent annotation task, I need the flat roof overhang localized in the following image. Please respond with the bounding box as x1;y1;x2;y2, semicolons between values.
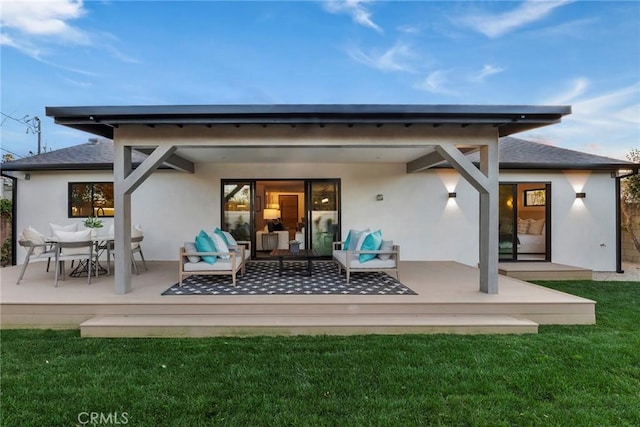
45;104;572;139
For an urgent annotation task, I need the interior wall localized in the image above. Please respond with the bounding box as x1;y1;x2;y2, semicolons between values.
517;182;546;221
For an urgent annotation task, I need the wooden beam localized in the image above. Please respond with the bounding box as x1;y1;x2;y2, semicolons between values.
435;145;489;193
406;147;478;173
134;148;194;173
122;145;178;195
113;144;133;295
478;142;499;294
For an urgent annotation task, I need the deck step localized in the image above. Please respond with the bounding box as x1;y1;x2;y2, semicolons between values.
80;314;538;337
498;262;592;281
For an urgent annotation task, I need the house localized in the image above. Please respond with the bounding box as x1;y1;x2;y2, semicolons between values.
2;104;637;296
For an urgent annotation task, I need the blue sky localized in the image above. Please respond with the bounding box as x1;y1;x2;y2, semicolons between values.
1;0;638;160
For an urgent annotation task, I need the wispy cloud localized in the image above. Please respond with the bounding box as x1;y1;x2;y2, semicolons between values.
458;0;574;38
1;0;140;67
324;0;382;33
546;77;590;104
525;82;640;159
471;64;504;82
346;42;418;73
1;0;89;43
414;70;459;96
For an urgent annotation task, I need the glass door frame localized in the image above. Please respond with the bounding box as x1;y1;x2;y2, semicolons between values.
305;179;341;257
499;182;552;262
220;178;341;259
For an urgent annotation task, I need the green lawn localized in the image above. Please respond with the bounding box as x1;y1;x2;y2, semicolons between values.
1;281;639;426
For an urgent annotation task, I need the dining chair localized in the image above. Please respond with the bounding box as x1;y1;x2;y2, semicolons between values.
105;225;148;275
16;235;57;285
53;229;94;287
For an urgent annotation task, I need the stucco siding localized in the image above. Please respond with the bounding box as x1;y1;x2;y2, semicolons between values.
500;170;616;271
12;166;617;271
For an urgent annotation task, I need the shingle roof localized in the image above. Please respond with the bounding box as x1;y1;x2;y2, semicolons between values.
1;136;636;172
1;139;148;171
469;137;635;170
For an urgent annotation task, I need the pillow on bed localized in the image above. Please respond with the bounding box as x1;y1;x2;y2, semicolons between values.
528;219;545;235
517;218;531;234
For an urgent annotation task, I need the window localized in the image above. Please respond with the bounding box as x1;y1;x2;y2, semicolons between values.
523;189;546;207
69;182;114;218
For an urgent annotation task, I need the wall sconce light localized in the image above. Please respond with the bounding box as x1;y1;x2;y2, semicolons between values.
576;192;586;199
376;194;384;201
448;192;457;198
24;173;30;181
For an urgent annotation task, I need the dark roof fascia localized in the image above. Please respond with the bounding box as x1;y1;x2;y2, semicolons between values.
498;163;639;171
431;163;639;172
0;162;175;172
46;104;571;139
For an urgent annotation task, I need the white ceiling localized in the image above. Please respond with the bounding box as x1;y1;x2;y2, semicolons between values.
173;146;437;164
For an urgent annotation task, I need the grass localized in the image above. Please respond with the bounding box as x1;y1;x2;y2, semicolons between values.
1;280;639;426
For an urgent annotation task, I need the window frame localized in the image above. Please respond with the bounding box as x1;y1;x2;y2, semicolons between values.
68;181;115;218
523;188;546;207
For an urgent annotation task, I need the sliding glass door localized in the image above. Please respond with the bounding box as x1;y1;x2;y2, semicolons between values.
221;179;340;258
222;181;253;242
307;180;340;256
499;182;551;261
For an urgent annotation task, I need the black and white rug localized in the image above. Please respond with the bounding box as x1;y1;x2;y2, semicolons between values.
162;261;417;296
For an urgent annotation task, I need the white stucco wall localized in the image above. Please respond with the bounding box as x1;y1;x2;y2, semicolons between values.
499;170;617;271
12;165;618;271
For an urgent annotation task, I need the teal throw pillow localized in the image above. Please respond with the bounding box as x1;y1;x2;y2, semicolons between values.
195;230;217;264
359;230;383;262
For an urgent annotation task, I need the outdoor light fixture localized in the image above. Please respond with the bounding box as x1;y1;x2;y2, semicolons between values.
576;192;586;199
376;194;384;201
448;192;457;198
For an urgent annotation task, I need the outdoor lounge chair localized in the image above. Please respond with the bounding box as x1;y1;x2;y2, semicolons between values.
179;241;251;286
332;241;400;283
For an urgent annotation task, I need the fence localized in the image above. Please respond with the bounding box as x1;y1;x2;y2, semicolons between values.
622;202;640;263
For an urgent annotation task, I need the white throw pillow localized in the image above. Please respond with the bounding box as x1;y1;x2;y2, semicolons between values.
184;241;201;263
211;232;230;260
528;219;545;235
55;229;92;255
517;218;531;234
22;226;47;255
377;240;394;260
49;222;78;236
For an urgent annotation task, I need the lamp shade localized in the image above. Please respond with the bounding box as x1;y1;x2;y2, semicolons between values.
263;208;280;220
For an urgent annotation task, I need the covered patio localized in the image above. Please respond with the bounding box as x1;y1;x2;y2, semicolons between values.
0;260;595;336
45;104;572;296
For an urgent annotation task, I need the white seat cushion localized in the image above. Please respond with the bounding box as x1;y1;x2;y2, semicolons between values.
333;250;396;269
183;259;240;272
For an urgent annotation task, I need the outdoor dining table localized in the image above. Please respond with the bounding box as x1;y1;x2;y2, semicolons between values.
46;235;114;277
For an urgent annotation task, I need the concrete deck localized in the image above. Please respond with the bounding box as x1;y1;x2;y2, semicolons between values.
1;260;596;336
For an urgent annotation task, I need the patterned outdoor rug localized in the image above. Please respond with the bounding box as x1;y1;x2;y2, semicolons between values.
162;261;417;296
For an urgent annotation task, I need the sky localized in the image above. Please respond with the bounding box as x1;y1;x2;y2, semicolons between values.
1;0;638;161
